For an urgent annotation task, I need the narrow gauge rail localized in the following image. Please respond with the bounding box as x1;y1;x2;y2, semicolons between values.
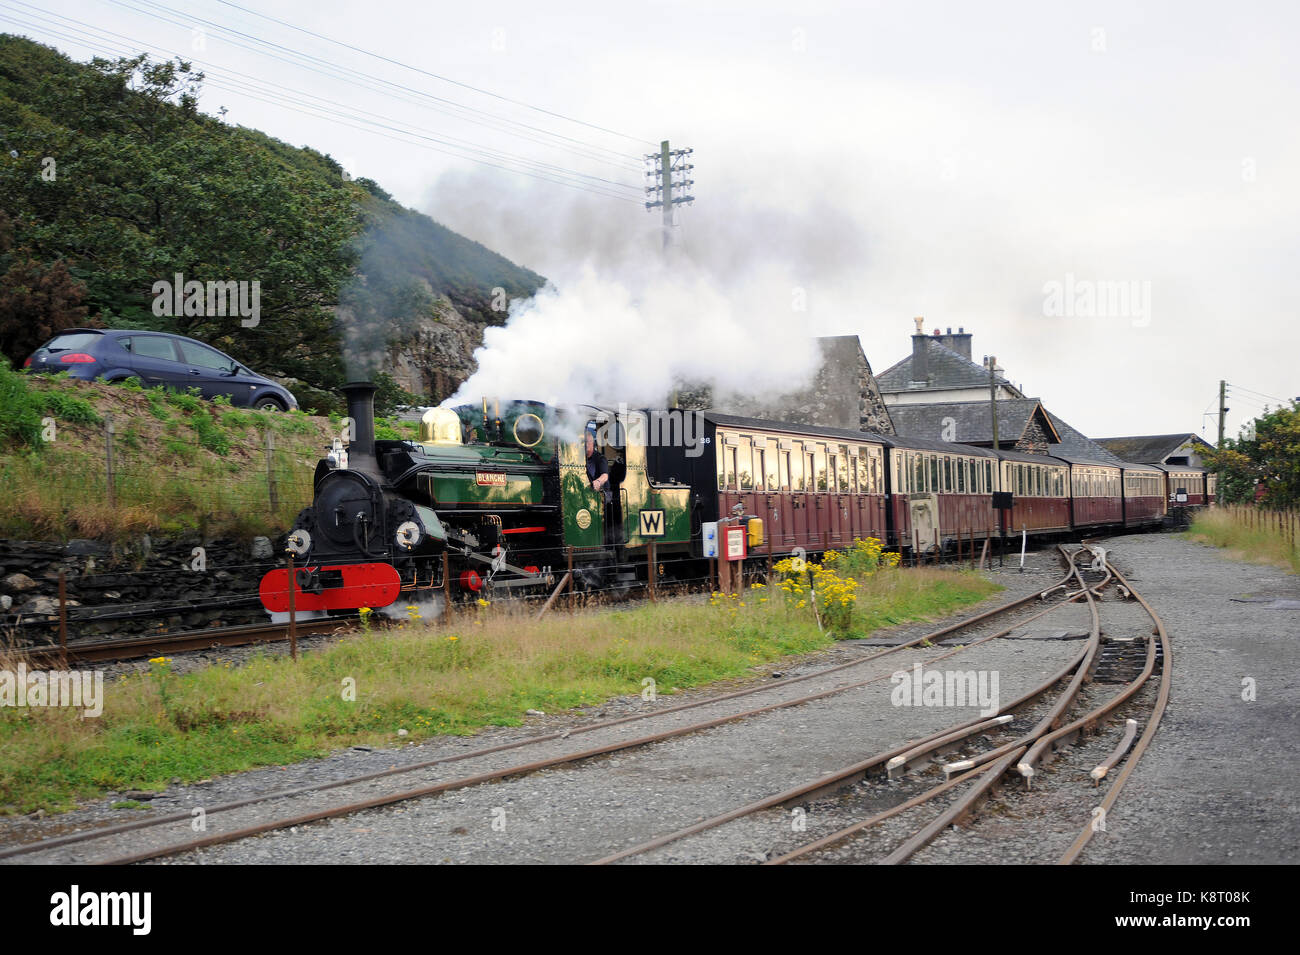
2;554;1101;865
9;617;358;667
589;545;1165;866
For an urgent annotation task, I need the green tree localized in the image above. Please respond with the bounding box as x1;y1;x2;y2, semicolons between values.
1203;404;1300;508
0;210;93;365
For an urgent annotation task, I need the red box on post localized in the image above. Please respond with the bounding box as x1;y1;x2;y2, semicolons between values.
723;524;747;562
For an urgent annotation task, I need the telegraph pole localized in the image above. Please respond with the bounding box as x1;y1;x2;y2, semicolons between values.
645;140;695;250
1217;379;1227;449
1217;379;1227;506
989;356;1000;456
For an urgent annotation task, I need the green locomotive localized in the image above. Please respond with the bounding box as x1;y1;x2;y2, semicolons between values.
258;382;695;613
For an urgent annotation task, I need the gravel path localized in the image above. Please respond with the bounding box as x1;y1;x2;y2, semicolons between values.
1066;533;1300;865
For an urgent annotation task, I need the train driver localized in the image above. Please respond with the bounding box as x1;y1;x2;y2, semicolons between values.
585;424;612;505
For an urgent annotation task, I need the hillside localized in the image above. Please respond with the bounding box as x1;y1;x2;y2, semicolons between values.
0;363;419;541
0;34;545;414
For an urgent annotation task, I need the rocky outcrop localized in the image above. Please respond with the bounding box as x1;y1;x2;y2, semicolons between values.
387;295;489;404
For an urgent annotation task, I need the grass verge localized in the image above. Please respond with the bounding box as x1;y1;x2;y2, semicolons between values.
1184;508;1300;574
0;566;998;813
0;364;415;540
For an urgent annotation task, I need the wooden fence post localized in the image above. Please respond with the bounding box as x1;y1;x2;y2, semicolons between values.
286;554;298;662
104;414;116;508
265;429;279;515
647;541;657;602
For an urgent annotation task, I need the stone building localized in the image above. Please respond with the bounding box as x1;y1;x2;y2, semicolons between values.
875;319;1026;408
1093;434;1214;468
677;335;895;435
876;319;1123;463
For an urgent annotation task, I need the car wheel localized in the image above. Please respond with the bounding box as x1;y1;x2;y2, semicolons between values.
256;397;286;412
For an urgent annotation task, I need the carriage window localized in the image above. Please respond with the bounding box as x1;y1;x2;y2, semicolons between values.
779;450;791;490
814;448;828;492
827;453;838;493
717;444;727;490
726;447;738;490
738;437;754;490
766;440;780;491
914;454;924;492
857;453;870;494
956;459;965;493
837;445;850;493
791;446;806;491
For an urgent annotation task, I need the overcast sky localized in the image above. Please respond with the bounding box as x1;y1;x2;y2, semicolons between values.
11;0;1297;440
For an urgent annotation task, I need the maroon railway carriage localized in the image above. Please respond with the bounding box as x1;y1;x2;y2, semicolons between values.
1121;465;1167;528
1154;464;1209;507
883;435;997;553
1057;455;1123;528
706;413;889;555
994;450;1071;535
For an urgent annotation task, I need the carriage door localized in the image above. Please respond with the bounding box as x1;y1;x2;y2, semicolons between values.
830;445;849;546
777;441;797;547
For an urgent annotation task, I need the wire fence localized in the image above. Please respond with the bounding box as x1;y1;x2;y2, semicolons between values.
2;413;327;540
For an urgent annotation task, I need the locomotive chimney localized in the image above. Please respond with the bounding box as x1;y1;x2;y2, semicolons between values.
342;381;380;475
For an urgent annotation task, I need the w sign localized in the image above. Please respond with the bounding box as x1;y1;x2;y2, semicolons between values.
638;509;666;537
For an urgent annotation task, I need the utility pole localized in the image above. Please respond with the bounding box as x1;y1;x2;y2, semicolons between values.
989;355;1000;457
1218;379;1227;449
1217;379;1228;506
644;140;695;250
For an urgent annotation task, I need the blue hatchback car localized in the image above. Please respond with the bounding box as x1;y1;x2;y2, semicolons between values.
25;329;299;411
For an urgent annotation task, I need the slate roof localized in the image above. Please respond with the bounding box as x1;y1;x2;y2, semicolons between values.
886;399;1060;446
876;338;1024;395
1045;413;1127;466
1093;433;1213;465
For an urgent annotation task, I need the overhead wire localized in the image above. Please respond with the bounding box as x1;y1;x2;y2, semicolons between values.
0;4;645;202
106;0;647;166
209;0;657;147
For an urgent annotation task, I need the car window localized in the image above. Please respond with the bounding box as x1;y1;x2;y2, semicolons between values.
130;336;178;360
129;337;177;360
45;332;101;352
177;340;233;371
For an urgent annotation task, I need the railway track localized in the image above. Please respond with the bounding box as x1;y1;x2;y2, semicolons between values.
591;544;1166;866
2;550;1103;865
6;616;358;666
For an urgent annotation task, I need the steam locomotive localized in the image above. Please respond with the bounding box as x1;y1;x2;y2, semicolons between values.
258;382;698;614
257;382;1214;614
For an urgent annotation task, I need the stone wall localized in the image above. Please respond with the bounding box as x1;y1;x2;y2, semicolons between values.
749;336;896;435
1016;416;1052;454
1;537;282;645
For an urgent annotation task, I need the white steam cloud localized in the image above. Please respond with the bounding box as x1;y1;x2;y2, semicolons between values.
448;259;821;408
434;165;869;411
